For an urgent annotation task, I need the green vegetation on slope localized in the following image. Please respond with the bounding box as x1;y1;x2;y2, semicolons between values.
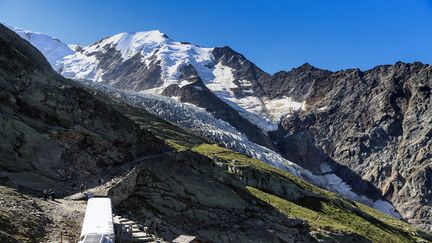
192;143;432;243
192;143;335;197
248;187;424;243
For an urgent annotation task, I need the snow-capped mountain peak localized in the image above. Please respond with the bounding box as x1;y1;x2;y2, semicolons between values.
5;24;306;133
85;30;169;60
59;29;215;88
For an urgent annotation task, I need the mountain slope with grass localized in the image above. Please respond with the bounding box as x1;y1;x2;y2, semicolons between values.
0;23;431;242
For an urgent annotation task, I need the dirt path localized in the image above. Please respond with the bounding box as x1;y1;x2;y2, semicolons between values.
312;214;321;223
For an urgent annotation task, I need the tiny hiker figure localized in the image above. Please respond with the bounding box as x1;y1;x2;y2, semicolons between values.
43;189;48;201
98;177;104;186
48;188;55;201
80;183;85;193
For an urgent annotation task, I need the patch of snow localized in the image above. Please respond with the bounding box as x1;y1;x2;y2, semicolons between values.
319;163;332;173
170;96;181;102
206;63;237;97
368;199;401;218
204;63;278;132
318;106;328;111
264;97;305;120
62;52;102;81
178;80;193;88
314;172;401;218
204;63;305;131
223;97;278;132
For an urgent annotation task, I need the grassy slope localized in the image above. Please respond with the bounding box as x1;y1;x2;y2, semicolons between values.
248;187;417;243
191;144;431;243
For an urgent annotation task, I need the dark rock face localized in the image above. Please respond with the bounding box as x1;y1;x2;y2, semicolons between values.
277;62;432;230
264;63;333;100
97;47;163;91
212;46;270;98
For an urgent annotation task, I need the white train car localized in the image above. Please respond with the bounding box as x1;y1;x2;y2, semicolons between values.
78;198;115;243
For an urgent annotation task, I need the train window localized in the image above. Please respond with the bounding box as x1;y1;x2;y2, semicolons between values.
83;234;103;243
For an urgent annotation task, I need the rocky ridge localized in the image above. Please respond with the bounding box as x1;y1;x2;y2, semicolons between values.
276;62;432;231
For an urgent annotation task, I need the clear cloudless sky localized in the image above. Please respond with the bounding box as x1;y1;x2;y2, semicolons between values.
1;0;431;73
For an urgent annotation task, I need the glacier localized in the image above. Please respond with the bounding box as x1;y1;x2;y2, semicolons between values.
84;81;401;219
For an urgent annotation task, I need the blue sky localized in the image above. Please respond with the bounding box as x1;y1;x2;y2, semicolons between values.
1;0;431;73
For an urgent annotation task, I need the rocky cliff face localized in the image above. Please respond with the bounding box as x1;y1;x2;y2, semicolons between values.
262;63;333;100
276;62;432;230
